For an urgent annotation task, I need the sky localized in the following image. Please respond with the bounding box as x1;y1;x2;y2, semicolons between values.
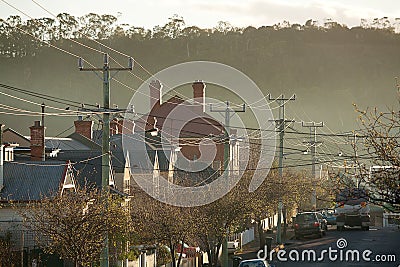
0;0;399;29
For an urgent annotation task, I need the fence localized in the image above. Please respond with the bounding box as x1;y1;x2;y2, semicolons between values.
228;227;255;247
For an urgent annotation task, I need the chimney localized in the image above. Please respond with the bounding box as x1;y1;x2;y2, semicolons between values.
0;124;4;190
30;120;45;161
149;80;162;109
110;118;119;136
192;80;206;113
116;119;135;134
74;119;93;140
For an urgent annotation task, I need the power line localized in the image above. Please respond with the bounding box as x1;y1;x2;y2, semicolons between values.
2;82;398;142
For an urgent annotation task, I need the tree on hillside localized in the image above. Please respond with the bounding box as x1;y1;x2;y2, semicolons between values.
56;13;79;39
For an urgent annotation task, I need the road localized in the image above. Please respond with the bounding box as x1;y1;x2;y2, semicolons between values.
240;226;400;267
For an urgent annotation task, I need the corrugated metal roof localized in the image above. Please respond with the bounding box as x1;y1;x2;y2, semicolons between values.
1;161;67;201
23;136;92;151
44;137;91;151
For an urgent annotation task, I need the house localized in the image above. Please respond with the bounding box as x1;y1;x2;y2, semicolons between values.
2;121;101;161
0;159;76;252
133;80;240;180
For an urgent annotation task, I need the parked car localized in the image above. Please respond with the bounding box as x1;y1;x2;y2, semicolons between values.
321;209;337;225
294;211;328;239
238;259;273;267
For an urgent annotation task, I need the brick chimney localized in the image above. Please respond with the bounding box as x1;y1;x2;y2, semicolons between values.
30;121;45;161
121;119;135;134
149;80;162;109
110;118;119;136
192;80;206;113
74;119;93;140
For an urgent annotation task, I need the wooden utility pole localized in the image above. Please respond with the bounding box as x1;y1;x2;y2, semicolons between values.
268;94;295;244
302;121;324;210
79;53;133;267
210;101;245;267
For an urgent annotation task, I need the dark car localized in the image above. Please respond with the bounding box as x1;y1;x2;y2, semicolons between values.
294;212;328;239
238;259;272;267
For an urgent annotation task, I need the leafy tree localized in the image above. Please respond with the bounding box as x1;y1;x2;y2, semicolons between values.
192;178;252;267
130;189;195;267
56;13;79;39
163;14;185;39
21;187;132;267
353;86;400;209
78;13;116;39
0;232;14;266
213;21;234;34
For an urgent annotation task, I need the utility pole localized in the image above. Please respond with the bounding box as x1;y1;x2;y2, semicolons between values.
210;101;245;179
210;101;245;267
79;53;133;267
268;94;295;244
348;132;360;188
302;121;324;210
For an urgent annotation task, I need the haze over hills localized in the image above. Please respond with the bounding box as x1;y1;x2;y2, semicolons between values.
0;15;399;136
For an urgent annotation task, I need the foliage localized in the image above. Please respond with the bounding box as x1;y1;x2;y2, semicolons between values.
130;189;195;267
352;88;400;209
156;245;172;267
0;232;14;266
20;187;132;267
192;179;252;267
0;13;399;59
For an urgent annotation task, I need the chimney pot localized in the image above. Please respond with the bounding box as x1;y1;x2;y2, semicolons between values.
149;80;162;109
192;80;206;113
74;120;93;140
110;118;119;136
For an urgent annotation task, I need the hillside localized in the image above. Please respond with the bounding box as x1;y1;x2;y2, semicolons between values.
0;15;399;135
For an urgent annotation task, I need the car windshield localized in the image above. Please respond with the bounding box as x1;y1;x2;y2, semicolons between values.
239;260;266;267
296;213;315;222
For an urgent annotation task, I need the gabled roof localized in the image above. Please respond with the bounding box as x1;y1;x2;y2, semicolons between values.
1;161;68;201
135;95;224;138
67;132;102;150
2;128;30;147
43;137;92;151
112;133;172;173
2;129;98;152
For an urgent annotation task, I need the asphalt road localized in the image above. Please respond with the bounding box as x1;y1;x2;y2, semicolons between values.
239;226;400;267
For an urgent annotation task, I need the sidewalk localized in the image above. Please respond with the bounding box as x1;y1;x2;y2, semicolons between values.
236;228;295;256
